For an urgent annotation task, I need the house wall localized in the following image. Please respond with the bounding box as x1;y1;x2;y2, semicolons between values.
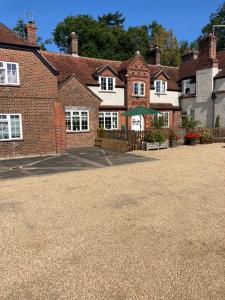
214;78;225;91
59;76;100;148
88;86;125;106
150;90;179;106
194;67;218;127
0;47;62;158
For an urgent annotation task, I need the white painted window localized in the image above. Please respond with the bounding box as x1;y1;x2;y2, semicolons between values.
0;61;20;85
153;111;169;128
65;110;89;132
99;112;118;130
99;76;115;91
182;79;191;95
154;80;167;94
0;114;22;140
133;82;145;96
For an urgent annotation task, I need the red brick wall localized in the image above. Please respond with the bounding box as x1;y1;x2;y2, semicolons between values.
59;76;100;148
0;47;61;158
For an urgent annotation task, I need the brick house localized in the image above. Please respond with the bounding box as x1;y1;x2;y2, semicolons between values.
179;34;225;127
43;32;180;134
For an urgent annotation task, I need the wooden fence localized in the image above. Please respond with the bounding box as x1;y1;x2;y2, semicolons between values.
97;128;225;151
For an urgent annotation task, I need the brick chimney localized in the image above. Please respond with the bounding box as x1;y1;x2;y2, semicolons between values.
24;21;37;45
149;46;161;65
198;34;218;68
68;32;78;56
181;49;199;62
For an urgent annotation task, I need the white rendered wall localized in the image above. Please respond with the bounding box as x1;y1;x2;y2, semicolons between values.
88;86;125;106
150;90;179;106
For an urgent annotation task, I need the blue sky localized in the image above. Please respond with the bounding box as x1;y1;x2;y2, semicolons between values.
1;0;224;52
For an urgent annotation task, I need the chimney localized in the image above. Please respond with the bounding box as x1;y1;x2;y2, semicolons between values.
68;32;78;56
198;34;218;68
24;21;37;45
181;49;199;62
149;46;161;65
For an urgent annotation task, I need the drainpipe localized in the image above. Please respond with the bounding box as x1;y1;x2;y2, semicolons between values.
212;92;217;127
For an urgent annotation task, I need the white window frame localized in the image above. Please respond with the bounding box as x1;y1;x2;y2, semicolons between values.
0;114;23;141
153;111;170;128
65;110;89;133
0;61;20;86
99;112;118;130
132;82;145;97
154;80;167;94
99;76;116;92
182;79;192;95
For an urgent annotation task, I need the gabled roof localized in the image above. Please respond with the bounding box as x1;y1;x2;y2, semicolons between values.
151;68;170;80
0;23;39;48
94;64;119;77
42;51;179;91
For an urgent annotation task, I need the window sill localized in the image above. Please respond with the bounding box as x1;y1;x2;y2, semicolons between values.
132;95;145;98
0;138;23;142
0;83;20;87
99;90;116;93
154;92;167;95
66;130;90;134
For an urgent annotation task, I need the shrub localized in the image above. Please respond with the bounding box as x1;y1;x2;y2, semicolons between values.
215;115;220;128
184;132;200;140
169;129;179;141
144;130;166;143
199;128;213;144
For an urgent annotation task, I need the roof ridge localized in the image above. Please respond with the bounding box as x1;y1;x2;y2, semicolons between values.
148;64;179;69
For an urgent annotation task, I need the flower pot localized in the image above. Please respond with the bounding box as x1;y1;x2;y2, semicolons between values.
185;138;197;146
169;139;177;148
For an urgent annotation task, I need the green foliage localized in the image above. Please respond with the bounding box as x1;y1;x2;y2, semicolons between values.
215;115;220;128
199;128;213;144
153;115;164;129
144;130;166;143
169;129;179;141
202;3;225;50
182;116;200;130
98;11;125;27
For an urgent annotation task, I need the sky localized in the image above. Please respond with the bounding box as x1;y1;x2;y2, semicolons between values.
1;0;224;52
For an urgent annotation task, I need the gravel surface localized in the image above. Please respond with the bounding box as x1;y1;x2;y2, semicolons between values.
0;143;225;299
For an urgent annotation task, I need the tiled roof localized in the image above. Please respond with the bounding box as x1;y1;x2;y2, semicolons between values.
179;50;225;80
0;23;38;48
42;51;179;90
150;103;180;110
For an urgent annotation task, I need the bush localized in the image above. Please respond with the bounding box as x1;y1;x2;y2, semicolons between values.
215;115;220;128
182;116;200;130
169;129;179;141
144;130;166;144
199;128;213;144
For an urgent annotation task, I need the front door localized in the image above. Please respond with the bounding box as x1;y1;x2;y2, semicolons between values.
131;115;144;131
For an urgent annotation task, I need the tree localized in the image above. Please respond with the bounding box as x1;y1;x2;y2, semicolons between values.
202;2;225;50
13;18;47;50
98;11;125;27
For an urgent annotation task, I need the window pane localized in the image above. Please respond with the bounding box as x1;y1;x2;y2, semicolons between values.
133;83;139;95
162;81;166;93
140;83;144;95
99;113;104;128
112;113;118;129
101;77;107;90
156;81;161;93
0;69;5;84
7;63;18;84
10;115;21;138
0;119;9;140
65;111;71;131
72;111;80;131
108;77;114;90
163;112;169;127
81;111;88;130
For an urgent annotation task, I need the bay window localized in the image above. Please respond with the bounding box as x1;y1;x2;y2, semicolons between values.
133;82;145;96
0;62;20;85
99;76;115;91
0;114;22;140
99;112;118;130
65;110;89;132
154;80;167;94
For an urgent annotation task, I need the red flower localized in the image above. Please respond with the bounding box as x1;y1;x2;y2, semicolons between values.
185;132;200;140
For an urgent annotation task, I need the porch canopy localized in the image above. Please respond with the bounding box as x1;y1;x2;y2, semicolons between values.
122;106;160;131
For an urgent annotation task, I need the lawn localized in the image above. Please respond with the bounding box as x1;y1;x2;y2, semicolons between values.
0;143;225;299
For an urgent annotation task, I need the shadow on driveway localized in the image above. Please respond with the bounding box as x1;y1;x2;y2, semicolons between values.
0;147;156;180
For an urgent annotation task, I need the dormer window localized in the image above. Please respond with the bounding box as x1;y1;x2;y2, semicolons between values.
0;62;20;85
99;76;115;91
133;82;145;97
154;80;167;94
182;79;191;95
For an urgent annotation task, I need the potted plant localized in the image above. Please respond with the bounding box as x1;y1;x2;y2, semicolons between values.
184;132;200;145
169;129;179;147
199;128;213;144
143;130;167;150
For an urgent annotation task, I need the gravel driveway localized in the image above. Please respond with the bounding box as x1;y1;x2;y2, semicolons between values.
0;143;225;299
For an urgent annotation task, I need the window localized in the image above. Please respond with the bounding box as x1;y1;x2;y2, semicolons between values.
133;82;145;96
154;80;167;94
99;76;115;91
65;110;89;132
182;79;192;95
0;114;22;140
153;112;169;128
0;62;19;85
99;112;118;130
181;111;187;127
